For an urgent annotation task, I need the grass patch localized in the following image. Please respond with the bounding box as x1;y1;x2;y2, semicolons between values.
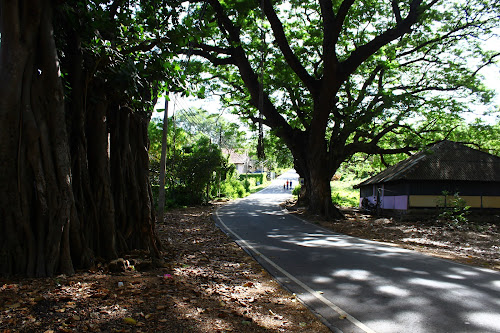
248;178;271;194
291;179;359;208
331;178;359;208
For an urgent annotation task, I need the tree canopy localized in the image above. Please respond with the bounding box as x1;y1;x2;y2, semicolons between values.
187;0;500;216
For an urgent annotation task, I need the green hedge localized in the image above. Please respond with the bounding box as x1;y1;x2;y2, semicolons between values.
238;173;265;185
220;178;247;198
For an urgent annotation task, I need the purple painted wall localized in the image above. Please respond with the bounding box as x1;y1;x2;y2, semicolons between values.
382;196;395;209
359;195;408;210
393;196;408;210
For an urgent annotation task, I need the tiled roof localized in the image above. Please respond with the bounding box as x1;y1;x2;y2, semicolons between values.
355;140;500;187
222;149;248;164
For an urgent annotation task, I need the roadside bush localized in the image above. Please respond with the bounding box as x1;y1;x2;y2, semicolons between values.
220;178;247;198
438;192;471;229
239;173;265;185
243;179;251;192
292;184;301;196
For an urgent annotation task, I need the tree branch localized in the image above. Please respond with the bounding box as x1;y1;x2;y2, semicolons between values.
284;86;309;128
193;43;233;55
391;0;402;24
205;0;297;144
120;37;170;54
471;52;500;77
190;48;236;66
328;0;355;48
346;140;417;157
397;22;477;59
320;0;355;87
108;0;124;19
351;65;383;111
319;0;335;58
262;0;318;94
341;0;425;79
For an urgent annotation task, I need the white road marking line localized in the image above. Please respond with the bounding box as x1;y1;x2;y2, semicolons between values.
215;210;378;333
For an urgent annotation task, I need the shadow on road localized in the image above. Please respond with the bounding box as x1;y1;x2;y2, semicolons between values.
216;170;500;332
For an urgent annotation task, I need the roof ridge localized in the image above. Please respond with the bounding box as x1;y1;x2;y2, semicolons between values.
355;140;500;187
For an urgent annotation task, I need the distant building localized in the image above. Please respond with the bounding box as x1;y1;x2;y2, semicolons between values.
222;149;255;174
355;141;500;212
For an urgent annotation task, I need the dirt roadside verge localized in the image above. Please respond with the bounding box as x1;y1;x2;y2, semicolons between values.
0;204;332;333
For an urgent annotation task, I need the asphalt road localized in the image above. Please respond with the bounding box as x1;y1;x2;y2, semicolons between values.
215;170;500;333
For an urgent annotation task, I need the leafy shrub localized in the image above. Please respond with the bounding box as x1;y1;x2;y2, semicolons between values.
243;179;251;192
220;178;247;198
239;173;265;185
292;184;301;196
438;191;471;229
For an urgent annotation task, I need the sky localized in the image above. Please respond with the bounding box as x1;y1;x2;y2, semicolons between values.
153;94;219;119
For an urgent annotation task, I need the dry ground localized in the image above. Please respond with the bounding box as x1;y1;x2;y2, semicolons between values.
0;205;331;333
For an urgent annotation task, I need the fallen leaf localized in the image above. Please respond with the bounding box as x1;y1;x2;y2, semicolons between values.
66;302;77;309
123;317;137;325
339;314;347;320
269;309;283;320
243;282;254;288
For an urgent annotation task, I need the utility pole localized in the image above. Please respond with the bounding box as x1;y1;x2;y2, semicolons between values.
157;94;169;222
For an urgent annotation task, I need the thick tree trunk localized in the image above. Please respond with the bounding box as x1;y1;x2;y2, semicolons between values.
109;107;161;258
65;32;95;269
291;138;344;219
1;1;162;277
86;95;118;259
0;0;76;276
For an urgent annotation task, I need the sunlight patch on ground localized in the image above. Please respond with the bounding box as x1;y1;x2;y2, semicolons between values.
441;274;466;280
376;285;411;297
401;237;451;248
366;311;425;333
267;233;411;257
491;280;500;289
464;312;500;331
332;269;371;281
448;267;480;277
407;277;464;290
311;276;334;284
